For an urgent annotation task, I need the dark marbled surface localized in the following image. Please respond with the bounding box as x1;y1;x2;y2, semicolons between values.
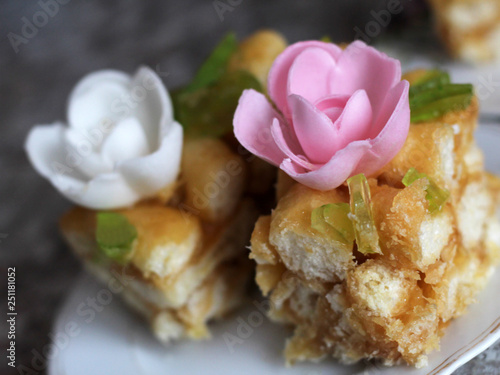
0;1;499;374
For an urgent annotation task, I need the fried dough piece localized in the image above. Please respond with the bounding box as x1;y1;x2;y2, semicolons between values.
228;29;287;89
269;184;353;282
181;138;247;223
59;29;281;344
427;0;500;63
249;90;500;367
378;97;479;194
372;181;454;271
61;200;257;341
84;256;252;342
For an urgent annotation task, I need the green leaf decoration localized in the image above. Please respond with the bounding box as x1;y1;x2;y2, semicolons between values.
173;70;262;138
410;93;473;123
409;83;473;109
347;174;382;255
171;32;263;138
95;212;137;263
183;32;238;93
311;203;354;245
409;70;450;96
402;168;450;214
409;69;473;123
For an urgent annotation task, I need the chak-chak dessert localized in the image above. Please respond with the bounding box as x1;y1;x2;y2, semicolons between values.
234;40;500;367
25;31;287;342
427;0;500;63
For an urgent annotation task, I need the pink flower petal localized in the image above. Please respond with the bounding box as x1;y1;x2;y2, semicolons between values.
356;80;410;176
322;107;343;123
281;140;372;191
287;47;336;106
270;118;318;170
331;41;401;120
315;94;350;123
234;40;410;192
288;94;339;164
268;41;342;118
331;89;373;149
233;89;286;166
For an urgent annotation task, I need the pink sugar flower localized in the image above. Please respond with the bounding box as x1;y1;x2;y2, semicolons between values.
233;40;410;190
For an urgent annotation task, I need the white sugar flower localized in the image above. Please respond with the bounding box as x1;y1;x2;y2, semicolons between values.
25;66;183;209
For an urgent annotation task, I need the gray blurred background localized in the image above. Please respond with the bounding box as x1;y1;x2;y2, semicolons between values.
0;1;498;374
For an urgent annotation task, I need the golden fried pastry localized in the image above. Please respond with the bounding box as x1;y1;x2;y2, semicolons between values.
181;137;247;222
427;0;500;62
57;30;286;343
228;29;287;89
249;84;500;367
61;192;258;342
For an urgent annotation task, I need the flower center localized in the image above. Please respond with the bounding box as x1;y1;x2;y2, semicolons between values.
322;107;343;123
64;116;149;178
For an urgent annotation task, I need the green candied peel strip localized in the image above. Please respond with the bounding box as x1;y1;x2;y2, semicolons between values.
171;32;263;138
347;174;382;255
183;32;238;93
410;93;473;123
173;70;262;138
409;69;474;123
95;212;137;263
409;70;450;96
323;203;355;244
311;203;355;245
402;168;450;214
409;84;473;109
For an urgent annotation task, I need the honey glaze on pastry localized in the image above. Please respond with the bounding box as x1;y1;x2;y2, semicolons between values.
237;42;500;367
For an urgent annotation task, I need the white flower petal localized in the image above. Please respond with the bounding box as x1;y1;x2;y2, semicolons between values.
101;117;149;165
118;121;183;196
55;172;141;210
50;173;85;196
25;67;183;210
25;123;84;180
130;66;174;149
67;70;130;134
64;129;113;178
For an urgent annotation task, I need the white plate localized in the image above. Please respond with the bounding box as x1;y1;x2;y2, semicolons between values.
49;125;500;375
